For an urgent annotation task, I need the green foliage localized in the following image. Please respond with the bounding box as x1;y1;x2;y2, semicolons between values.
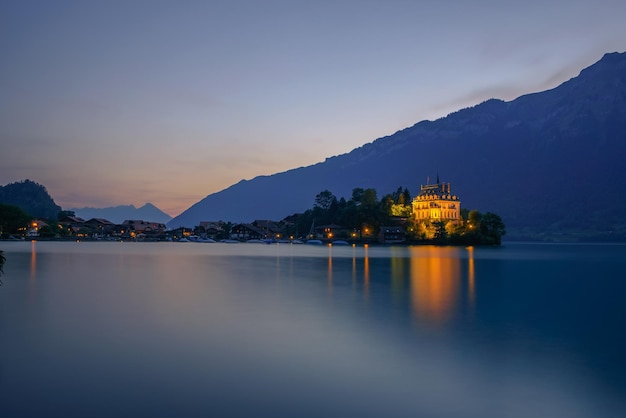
432;220;448;243
480;212;506;245
448;210;506;245
0;204;33;238
304;187;406;238
314;190;336;211
39;223;67;239
299;186;505;246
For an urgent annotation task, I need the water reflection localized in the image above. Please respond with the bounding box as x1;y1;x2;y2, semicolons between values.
30;240;37;279
390;247;407;307
408;247;462;324
467;246;475;314
363;245;370;299
2;242;625;418
29;240;38;301
327;245;333;295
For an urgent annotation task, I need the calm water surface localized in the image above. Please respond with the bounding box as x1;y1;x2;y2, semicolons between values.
1;241;625;417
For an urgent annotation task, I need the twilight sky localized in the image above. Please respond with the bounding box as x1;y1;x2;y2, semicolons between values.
1;0;625;216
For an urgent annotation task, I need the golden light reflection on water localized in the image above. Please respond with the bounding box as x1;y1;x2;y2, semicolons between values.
408;246;463;324
467;246;476;315
29;240;38;301
390;247;407;306
327;245;333;295
363;245;370;300
30;240;37;280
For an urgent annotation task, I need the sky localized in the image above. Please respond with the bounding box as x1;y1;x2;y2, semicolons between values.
1;0;625;217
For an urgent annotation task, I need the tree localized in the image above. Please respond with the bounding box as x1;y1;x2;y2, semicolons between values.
313;190;338;226
433;220;448;242
39;223;64;239
0;204;32;238
350;188;364;204
380;194;395;217
314;190;336;211
361;188;378;207
481;212;506;245
402;188;412;205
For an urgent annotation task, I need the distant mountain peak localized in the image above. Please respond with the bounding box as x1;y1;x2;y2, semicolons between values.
71;203;172;225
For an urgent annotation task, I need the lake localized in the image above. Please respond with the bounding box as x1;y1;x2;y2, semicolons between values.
1;241;625;417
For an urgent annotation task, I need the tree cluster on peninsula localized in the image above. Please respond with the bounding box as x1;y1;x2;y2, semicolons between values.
287;187;506;245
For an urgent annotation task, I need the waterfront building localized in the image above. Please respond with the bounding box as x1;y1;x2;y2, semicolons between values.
412;176;461;238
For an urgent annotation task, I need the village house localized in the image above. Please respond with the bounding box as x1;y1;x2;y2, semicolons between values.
58;215;86;235
230;223;265;241
313;223;350;240
197;221;224;237
121;220;167;239
252;220;283;238
84;218;117;238
378;226;406;244
27;219;48;237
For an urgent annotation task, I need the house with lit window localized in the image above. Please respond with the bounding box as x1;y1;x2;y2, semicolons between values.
121;220;166;239
378;226;406;244
27;219;48;237
412;176;461;238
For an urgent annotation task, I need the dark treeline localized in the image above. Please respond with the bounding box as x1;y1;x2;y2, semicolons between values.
0;203;35;238
0;204;76;239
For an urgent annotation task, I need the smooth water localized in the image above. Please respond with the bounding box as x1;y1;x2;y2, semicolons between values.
1;241;625;418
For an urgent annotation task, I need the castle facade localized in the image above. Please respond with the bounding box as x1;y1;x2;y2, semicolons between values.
412;177;461;237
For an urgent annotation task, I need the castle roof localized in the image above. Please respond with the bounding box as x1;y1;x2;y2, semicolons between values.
415;181;459;201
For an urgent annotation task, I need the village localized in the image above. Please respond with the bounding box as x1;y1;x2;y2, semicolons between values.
18;178;503;245
25;215;408;245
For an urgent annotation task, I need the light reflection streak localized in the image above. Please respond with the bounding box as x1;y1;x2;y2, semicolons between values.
363;245;370;300
29;240;37;300
390;247;406;303
327;245;333;296
30;240;37;280
409;247;461;325
467;246;475;316
351;246;357;290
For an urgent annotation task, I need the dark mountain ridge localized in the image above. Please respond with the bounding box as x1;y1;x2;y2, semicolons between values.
0;179;62;219
168;51;625;240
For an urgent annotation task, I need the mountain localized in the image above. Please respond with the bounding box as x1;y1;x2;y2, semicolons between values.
0;179;62;219
70;203;172;225
168;52;626;241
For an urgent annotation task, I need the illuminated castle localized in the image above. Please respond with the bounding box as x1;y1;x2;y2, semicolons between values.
412;175;461;235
